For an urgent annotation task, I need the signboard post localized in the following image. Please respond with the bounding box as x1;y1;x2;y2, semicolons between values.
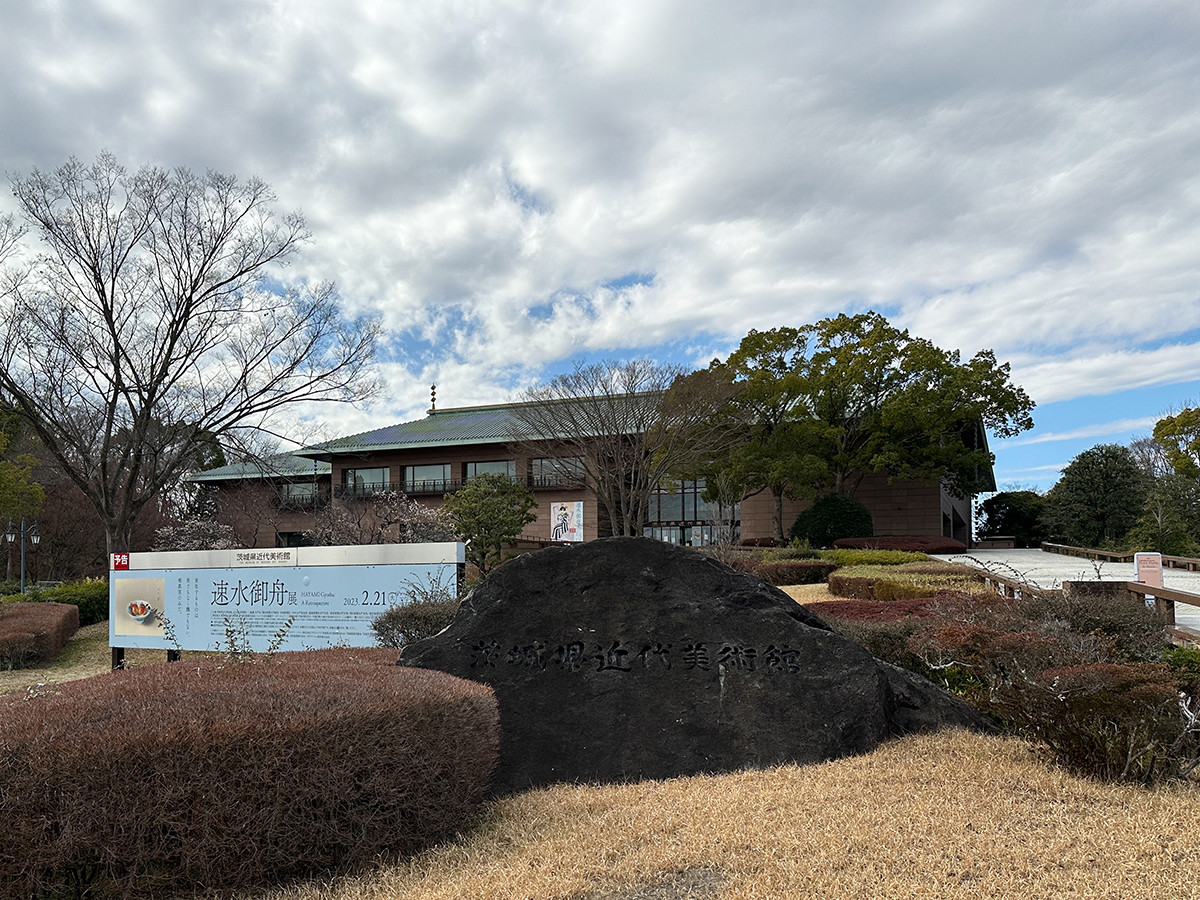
1134;551;1167;616
109;543;464;665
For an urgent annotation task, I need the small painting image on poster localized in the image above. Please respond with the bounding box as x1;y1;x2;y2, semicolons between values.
113;578;166;637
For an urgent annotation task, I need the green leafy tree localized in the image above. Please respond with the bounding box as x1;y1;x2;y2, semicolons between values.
1153;409;1200;479
0;432;43;524
443;473;537;575
1043;444;1147;548
705;328;828;541
706;314;1034;540
1126;489;1195;556
799;313;1034;497
976;490;1047;547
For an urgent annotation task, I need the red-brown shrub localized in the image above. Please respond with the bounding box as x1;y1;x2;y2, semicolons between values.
753;560;838;585
803;598;942;622
833;535;967;554
0;601;79;669
987;661;1190;783
0;649;499;898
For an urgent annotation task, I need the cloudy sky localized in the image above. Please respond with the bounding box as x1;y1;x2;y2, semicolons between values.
3;0;1199;491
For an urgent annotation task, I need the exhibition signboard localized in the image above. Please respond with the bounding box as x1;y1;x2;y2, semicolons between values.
109;543;465;653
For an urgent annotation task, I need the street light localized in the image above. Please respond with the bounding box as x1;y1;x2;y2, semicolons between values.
5;518;40;593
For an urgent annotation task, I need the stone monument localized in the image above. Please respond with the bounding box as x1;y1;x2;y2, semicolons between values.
401;536;985;794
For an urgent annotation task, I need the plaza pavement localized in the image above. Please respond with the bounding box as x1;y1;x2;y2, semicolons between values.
932;548;1200;632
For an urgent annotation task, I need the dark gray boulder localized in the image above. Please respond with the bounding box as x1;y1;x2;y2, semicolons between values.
401;536;985;794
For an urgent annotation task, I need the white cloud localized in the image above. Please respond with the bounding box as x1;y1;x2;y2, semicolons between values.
1001;417;1160;447
4;0;1200;449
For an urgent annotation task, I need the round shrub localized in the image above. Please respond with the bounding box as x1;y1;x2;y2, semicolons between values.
790;494;873;548
7;579;110;626
372;597;460;648
0;649;499;898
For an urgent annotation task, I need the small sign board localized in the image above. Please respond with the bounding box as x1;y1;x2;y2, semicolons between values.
109;543;464;653
1134;552;1163;607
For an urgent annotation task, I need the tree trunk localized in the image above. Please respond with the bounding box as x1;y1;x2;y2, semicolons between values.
772;487;785;543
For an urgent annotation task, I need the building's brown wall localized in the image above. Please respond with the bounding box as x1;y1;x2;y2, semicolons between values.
215;481;321;548
214;444;974;549
737;475;957;542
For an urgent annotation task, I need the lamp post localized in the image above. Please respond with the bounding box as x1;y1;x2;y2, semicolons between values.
5;518;40;593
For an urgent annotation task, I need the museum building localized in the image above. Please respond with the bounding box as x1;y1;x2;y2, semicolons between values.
190;397;986;549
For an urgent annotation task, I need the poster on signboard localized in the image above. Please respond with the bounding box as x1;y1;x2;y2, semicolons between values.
109;543;464;653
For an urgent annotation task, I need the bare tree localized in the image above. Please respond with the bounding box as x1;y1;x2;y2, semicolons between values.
510;360;735;537
1129;435;1173;480
305;491;457;545
0;153;379;553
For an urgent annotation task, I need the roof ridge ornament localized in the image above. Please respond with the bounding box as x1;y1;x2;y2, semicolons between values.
430;384;436;413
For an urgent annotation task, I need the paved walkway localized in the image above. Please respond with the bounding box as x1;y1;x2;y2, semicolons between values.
933;548;1200;631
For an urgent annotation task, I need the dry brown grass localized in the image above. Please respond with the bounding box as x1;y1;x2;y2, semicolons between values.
779;583;831;603
0;622;214;696
243;729;1199;900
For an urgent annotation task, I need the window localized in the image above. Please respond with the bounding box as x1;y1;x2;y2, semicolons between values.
529;457;584;488
277;482;318;509
402;464;453;494
644;479;739;547
642;524;737;546
342;467;389;495
466;460;515;479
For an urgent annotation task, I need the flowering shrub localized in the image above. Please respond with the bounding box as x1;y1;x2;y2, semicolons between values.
152;517;243;550
307;491;458;545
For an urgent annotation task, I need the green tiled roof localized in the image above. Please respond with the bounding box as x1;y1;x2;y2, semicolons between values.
188;454;331;483
294;398;627;458
298;404;524;455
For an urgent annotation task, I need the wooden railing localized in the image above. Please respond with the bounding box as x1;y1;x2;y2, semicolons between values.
1042;542;1200;572
972;565;1200;645
975;570;1054;600
1119;582;1200;644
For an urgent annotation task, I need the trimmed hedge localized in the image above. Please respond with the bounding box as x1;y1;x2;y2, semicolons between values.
833;535;968;554
755;560;839;585
803;598;945;623
725;556;838;585
0;649;499;898
0;602;79;669
6;580;109;626
827;563;983;602
819;549;929;567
